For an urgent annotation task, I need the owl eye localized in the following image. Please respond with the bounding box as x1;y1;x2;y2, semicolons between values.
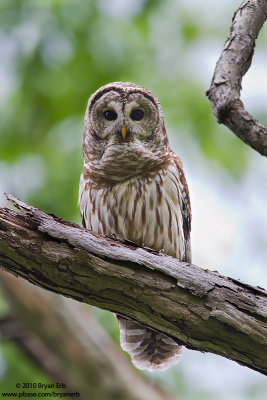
130;109;144;121
104;110;117;121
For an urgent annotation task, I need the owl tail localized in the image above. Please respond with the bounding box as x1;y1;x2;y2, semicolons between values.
118;317;182;371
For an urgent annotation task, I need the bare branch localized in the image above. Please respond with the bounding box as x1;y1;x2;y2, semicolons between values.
0;195;266;375
207;0;267;156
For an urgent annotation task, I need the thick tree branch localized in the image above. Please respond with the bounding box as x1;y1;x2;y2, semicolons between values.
207;0;267;156
0;195;266;375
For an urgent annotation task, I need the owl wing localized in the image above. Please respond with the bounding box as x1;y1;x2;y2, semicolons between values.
79;172;90;229
172;152;192;263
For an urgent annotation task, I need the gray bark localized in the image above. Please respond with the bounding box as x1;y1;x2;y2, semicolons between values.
207;0;267;156
0;195;266;375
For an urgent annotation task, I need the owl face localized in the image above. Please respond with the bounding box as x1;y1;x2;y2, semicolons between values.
90;90;159;142
83;82;170;183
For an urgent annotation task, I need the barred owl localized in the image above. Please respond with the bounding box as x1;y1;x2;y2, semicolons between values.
79;82;191;371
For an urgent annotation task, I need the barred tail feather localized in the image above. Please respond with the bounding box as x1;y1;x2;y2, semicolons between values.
118;318;183;371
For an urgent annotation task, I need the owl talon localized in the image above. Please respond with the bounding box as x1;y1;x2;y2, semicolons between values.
106;233;117;240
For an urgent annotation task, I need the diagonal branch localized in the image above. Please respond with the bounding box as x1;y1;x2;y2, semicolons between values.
0;194;266;375
0;271;169;400
207;0;267;156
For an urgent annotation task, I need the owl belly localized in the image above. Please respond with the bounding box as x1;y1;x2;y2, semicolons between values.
81;168;185;260
79;166;185;371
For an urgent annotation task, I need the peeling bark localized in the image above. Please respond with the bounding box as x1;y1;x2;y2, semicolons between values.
0;195;266;375
207;0;267;156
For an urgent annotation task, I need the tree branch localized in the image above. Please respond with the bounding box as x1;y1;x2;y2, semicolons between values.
0;315;75;394
206;0;267;156
0;195;266;375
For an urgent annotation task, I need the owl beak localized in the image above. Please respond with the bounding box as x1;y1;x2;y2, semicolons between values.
122;125;127;140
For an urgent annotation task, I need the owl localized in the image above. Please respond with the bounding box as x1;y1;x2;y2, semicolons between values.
79;82;191;371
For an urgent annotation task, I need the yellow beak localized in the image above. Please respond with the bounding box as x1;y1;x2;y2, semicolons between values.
122;125;127;140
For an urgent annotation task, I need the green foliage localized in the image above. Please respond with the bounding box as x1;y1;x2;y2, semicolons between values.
0;0;251;221
92;307;120;341
0;341;61;393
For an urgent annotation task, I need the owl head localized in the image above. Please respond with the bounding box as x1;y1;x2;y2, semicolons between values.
83;82;170;184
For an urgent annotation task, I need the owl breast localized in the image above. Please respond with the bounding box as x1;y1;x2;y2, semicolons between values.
79;162;185;260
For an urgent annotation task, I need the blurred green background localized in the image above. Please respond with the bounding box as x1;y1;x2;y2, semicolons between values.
0;0;266;399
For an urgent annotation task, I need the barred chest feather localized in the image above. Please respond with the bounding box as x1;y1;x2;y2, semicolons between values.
79;162;185;260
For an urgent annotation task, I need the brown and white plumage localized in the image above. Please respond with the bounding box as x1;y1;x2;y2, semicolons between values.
79;82;191;371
